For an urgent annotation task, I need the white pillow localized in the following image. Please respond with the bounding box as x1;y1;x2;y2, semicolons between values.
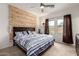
32;31;37;34
15;32;23;37
14;35;20;42
14;36;18;40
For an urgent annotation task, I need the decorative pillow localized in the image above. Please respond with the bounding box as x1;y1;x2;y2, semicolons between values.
23;31;28;35
15;32;23;37
28;31;32;35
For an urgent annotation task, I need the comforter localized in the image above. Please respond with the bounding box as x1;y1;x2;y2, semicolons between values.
15;34;54;56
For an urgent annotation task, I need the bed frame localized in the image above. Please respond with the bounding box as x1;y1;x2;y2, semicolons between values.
13;27;35;55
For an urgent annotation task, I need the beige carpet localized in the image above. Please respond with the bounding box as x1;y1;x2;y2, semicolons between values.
42;42;77;56
0;42;77;56
0;46;25;56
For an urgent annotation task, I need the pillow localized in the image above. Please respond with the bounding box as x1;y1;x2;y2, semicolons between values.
32;31;37;34
15;32;23;37
23;31;28;35
28;31;32;35
14;36;18;41
14;35;21;42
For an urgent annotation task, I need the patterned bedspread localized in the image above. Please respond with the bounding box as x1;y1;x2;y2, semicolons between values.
15;34;54;56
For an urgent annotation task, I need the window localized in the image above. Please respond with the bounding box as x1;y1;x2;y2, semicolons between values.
57;19;63;27
49;17;63;42
57;19;63;33
49;20;55;35
49;18;63;35
49;21;55;26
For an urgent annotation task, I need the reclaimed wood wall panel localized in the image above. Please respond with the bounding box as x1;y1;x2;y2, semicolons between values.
9;5;37;27
9;5;37;46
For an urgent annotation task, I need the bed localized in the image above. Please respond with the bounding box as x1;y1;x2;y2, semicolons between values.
13;27;55;56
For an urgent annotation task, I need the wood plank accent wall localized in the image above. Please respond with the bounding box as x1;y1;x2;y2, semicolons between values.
9;5;37;27
9;5;37;46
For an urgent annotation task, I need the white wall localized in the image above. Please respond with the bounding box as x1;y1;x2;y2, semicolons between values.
39;5;79;44
36;16;46;34
38;17;45;34
71;10;79;44
35;17;40;33
0;4;9;49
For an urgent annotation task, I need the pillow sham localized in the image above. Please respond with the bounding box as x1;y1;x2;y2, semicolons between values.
14;36;19;41
15;32;23;38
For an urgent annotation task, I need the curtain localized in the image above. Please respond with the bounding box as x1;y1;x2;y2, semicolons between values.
63;14;73;44
44;19;49;34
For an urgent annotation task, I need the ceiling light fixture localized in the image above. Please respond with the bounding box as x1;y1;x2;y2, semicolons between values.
40;3;55;13
40;5;44;9
40;3;44;13
40;3;44;9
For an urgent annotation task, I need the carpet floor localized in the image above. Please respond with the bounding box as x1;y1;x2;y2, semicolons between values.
0;42;77;56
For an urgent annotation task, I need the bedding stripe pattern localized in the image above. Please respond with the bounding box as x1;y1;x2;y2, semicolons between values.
15;34;54;56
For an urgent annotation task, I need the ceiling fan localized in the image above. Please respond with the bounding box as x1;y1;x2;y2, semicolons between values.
40;3;55;12
30;3;55;13
40;3;55;8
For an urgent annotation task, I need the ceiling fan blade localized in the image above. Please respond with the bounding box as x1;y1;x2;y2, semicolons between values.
40;3;45;7
40;3;55;8
45;5;55;7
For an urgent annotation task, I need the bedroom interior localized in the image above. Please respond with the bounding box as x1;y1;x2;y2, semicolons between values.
0;3;79;56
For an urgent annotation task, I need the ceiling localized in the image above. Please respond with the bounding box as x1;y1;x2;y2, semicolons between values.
10;3;79;17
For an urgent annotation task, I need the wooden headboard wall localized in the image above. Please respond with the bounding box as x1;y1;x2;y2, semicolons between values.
9;5;37;27
9;5;37;46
